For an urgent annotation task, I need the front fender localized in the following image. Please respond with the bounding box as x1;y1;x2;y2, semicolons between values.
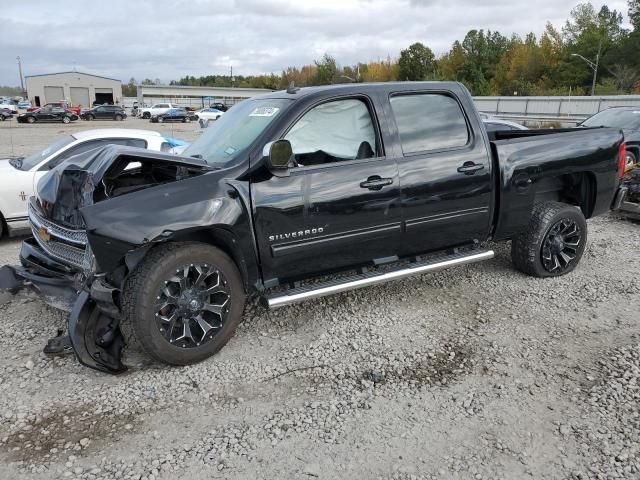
81;172;259;286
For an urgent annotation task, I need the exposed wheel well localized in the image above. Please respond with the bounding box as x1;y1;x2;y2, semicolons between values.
161;228;251;292
533;172;597;218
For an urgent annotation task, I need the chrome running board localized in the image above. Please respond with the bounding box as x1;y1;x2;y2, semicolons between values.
262;249;494;309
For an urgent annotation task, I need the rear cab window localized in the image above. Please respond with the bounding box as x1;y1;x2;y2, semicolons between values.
389;93;470;155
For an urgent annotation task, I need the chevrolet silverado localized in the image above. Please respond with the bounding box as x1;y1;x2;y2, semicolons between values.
0;82;628;373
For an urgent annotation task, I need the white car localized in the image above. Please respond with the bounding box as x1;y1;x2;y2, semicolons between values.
195;107;224;121
138;103;180;119
0;129;189;237
0;103;18;114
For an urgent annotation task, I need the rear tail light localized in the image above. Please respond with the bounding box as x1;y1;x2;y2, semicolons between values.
619;143;627;180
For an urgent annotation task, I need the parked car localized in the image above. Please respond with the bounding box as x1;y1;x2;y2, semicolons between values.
194;107;224;121
0;110;12;121
17;100;32;110
483;118;528;132
17;106;79;124
139;103;180;119
0;102;17;114
81;105;127;121
2;81;628;373
0;129;190;238
580;107;640;167
209;102;229;112
27;102;82;116
150;108;193;123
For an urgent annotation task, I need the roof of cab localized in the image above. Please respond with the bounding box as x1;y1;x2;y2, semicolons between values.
262;81;466;101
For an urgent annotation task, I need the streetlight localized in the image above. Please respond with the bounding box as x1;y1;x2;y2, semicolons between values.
571;41;602;96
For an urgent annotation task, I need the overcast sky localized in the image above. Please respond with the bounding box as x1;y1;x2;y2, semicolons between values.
0;0;631;86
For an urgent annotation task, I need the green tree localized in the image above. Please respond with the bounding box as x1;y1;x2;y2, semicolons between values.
313;53;338;85
122;77;137;97
630;0;640;29
398;42;435;81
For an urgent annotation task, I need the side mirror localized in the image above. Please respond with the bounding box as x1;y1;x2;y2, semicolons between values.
265;139;293;170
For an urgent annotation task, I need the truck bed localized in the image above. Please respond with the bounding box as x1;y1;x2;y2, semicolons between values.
489;127;624;240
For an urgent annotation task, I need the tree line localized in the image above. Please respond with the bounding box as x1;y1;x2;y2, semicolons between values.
125;1;640;97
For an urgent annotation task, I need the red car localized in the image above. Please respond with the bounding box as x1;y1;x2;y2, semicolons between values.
27;101;81;116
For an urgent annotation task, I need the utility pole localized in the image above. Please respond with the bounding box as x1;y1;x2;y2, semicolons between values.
16;56;25;95
230;66;234;88
592;40;602;97
571;39;602;96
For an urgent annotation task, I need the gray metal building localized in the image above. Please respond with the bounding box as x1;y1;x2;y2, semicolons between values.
137;84;273;108
24;71;123;108
474;95;640;124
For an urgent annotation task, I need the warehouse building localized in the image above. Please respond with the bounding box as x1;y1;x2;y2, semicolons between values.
137;84;273;108
24;71;123;108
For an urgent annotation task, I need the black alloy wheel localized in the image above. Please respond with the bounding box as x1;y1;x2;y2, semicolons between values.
154;263;231;348
540;218;582;274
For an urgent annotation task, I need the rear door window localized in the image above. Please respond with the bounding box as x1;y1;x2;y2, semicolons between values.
390;93;469;155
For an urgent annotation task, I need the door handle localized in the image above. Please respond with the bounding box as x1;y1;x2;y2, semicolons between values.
457;162;485;175
360;176;393;190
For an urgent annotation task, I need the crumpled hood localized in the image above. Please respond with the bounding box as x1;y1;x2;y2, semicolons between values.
37;144;209;227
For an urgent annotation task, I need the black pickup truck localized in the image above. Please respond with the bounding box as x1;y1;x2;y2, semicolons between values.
1;82;628;373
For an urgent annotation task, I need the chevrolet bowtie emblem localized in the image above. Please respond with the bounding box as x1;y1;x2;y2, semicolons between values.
37;226;51;242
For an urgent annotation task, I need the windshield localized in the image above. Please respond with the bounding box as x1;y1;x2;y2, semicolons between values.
19;135;76;170
182;98;291;167
582;109;640;130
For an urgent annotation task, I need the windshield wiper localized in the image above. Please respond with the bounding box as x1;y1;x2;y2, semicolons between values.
190;154;203;159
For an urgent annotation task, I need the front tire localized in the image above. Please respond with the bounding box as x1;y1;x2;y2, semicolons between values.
114;114;123;121
27;116;36;124
62;116;70;124
121;243;245;366
511;201;587;277
143;112;150;119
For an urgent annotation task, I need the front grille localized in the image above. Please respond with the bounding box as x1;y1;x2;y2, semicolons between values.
28;202;87;245
28;199;91;270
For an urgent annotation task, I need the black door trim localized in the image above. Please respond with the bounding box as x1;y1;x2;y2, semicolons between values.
405;207;489;230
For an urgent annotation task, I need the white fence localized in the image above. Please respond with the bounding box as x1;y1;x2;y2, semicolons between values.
474;95;640;123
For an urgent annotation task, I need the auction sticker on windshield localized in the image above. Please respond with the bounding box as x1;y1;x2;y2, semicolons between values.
249;107;280;117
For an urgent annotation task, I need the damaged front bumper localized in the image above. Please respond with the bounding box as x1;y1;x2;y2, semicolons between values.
1;238;127;374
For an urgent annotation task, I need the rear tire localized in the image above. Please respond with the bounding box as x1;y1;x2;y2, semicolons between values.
120;243;245;366
511;201;587;278
62;116;70;124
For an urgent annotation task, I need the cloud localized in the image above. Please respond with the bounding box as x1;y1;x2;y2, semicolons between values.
0;0;630;86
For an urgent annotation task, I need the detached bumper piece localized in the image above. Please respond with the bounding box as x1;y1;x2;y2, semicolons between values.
6;237;127;374
68;289;126;374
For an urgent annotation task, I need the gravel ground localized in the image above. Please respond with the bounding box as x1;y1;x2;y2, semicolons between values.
0;124;639;479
